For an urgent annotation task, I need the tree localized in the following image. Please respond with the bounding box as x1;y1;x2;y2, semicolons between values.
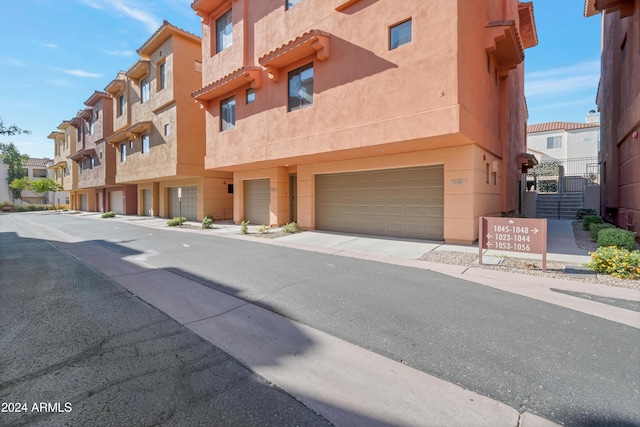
28;177;63;210
0;117;31;201
9;176;30;202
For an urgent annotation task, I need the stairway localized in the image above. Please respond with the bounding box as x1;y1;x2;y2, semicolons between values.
536;193;584;220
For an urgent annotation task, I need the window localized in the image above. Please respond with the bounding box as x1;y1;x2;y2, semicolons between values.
390;19;412;50
486;163;490;184
246;88;255;104
141;78;150;103
121;144;127;162
164;123;170;136
288;63;313;112
90;157;95;169
487;53;491;74
142;134;149;153
158;62;167;90
286;0;302;10
216;10;233;53
546;136;562;149
220;96;236;131
118;95;125;117
89;116;94;135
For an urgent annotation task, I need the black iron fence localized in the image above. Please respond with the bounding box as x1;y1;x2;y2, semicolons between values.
526;157;599;193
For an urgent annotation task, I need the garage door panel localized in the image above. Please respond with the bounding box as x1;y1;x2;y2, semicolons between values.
244;179;270;225
110;191;124;215
316;166;444;240
169;186;197;221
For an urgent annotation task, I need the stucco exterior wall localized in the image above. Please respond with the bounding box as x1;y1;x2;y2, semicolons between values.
196;0;534;243
596;0;640;231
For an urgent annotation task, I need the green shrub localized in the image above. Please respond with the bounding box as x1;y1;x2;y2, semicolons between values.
583;215;603;230
597;228;638;251
588;223;615;240
589;246;640;279
202;215;214;229
281;222;299;233
167;217;187;227
576;208;597;220
101;211;116;218
13;205;49;212
257;224;269;234
240;220;249;234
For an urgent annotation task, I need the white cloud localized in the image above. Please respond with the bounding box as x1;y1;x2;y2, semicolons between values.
525;60;600;97
47;79;73;87
76;0;160;33
104;49;136;57
0;57;26;67
61;69;103;78
41;43;58;48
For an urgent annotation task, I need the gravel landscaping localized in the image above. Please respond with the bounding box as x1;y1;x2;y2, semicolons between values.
419;221;639;290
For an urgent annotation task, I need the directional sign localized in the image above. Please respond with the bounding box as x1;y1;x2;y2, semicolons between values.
479;217;547;272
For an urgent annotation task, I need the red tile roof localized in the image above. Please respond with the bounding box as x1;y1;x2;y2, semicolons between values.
527;122;599;133
25;158;52;167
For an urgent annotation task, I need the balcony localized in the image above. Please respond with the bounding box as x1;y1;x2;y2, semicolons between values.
192;66;261;105
484;20;524;78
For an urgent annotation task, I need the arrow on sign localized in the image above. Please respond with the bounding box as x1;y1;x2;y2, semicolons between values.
486;234;493;239
508;220;514;224
532;228;539;234
487;242;493;247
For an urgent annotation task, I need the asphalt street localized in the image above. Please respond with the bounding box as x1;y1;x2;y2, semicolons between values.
2;212;640;426
0;216;332;427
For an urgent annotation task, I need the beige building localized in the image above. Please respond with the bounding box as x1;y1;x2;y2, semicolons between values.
105;21;232;221
47;120;77;207
69;91;137;213
192;0;538;243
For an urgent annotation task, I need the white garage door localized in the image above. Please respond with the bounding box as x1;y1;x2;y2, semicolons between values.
243;179;270;225
169;186;197;221
80;194;88;211
315;166;444;240
110;191;124;215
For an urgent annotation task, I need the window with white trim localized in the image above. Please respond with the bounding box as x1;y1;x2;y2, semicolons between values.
141;78;150;103
546;136;562;149
142;134;149;153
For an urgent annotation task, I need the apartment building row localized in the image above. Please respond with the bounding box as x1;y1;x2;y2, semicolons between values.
49;0;539;244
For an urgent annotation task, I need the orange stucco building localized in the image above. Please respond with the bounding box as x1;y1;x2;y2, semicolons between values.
192;0;538;243
104;21;232;221
585;0;640;234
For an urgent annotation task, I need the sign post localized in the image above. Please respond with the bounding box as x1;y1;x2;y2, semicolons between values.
479;217;547;272
178;187;182;227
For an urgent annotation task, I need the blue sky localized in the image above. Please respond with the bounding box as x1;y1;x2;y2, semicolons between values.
1;0;602;159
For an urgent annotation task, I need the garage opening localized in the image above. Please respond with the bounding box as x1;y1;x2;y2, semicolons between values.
169;186;197;221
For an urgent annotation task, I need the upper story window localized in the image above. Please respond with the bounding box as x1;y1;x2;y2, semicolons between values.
118;95;125;117
158;62;167;90
90;157;95;169
246;88;255;104
141;78;150;103
288;63;313;112
121;144;127;162
220;96;236;131
164;123;170;136
286;0;303;10
142;134;150;153
216;10;233;54
390;19;412;50
546;136;562;149
89;116;95;135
